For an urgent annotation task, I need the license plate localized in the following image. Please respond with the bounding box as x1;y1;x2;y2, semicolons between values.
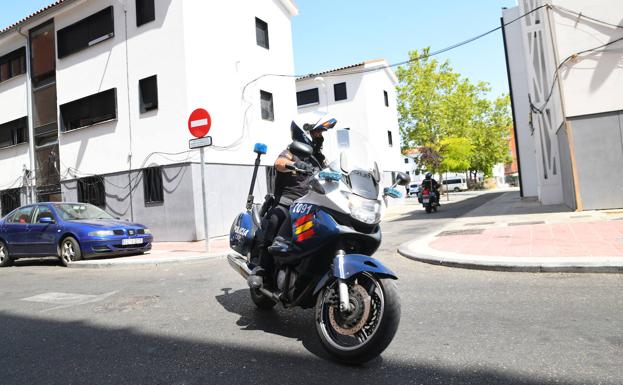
122;238;143;246
423;199;430;204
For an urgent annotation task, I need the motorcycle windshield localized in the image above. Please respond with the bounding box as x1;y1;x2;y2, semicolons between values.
326;130;381;199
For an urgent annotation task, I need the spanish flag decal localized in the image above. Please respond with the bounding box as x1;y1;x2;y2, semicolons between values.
294;213;315;242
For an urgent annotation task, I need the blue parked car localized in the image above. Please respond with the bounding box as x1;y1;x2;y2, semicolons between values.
0;202;153;267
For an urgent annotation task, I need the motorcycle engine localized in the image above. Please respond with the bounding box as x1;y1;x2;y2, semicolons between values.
276;268;298;299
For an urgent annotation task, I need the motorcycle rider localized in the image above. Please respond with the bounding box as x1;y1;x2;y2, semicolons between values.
421;172;441;206
248;118;334;288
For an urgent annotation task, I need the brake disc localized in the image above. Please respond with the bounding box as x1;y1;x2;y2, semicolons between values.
328;284;371;336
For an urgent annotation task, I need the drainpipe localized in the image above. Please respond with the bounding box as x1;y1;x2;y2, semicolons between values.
123;2;135;221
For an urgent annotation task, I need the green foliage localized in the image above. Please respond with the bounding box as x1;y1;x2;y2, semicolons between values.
396;48;511;177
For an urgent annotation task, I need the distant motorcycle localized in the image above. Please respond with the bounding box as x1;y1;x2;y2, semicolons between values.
419;187;438;214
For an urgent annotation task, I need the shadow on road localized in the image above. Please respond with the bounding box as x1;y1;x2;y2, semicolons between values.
389;192;507;222
0;311;587;385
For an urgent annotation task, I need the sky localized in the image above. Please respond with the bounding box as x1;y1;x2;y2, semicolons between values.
1;0;518;98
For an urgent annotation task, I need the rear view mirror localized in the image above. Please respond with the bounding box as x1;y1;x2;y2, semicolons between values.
39;217;55;224
395;172;411;186
289;141;313;158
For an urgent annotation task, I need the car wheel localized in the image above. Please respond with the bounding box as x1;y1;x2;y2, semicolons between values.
0;240;13;267
59;237;82;267
453;187;460;192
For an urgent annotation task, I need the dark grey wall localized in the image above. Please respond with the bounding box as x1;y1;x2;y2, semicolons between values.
556;124;576;210
569;111;623;210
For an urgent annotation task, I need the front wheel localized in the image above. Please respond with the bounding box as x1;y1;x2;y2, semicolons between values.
59;237;82;267
315;273;401;364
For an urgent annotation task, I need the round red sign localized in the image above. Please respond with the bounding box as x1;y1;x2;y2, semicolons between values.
188;108;212;138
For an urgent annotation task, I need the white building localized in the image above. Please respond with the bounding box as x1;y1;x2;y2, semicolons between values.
0;0;299;240
295;60;404;187
502;0;623;209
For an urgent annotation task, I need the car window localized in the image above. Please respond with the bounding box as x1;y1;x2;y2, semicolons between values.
6;206;35;224
33;205;55;223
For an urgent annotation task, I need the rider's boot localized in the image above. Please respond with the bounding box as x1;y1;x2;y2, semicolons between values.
268;236;290;257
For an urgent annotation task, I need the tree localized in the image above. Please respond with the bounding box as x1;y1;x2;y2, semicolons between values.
397;48;511;178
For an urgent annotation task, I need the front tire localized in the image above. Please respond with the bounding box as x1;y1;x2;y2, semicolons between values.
59;237;82;267
315;273;401;364
0;241;13;267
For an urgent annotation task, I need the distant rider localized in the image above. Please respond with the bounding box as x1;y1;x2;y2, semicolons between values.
421;172;440;206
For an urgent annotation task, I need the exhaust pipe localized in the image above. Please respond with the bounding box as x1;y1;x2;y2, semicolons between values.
227;253;252;279
227;252;282;303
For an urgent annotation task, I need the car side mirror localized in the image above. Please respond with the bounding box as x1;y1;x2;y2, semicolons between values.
288;141;313;158
39;217;55;224
395;172;411;186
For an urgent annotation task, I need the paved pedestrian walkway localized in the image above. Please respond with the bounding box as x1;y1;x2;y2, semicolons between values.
399;190;623;272
68;236;230;268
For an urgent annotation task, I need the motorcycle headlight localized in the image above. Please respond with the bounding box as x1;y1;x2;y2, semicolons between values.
88;230;114;237
348;194;382;224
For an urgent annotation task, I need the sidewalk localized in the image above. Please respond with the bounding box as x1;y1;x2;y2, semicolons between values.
68;236;230;269
398;191;623;273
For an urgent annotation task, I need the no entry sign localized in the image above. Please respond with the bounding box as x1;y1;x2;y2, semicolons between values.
188;108;212;138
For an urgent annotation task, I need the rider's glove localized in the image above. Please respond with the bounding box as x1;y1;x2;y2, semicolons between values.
293;160;313;173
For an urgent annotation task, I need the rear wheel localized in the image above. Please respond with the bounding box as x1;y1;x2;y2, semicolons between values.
0;241;13;267
453;187;460;192
315;273;401;364
425;206;432;213
59;237;82;267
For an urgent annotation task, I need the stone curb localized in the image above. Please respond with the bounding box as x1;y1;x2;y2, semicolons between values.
67;253;228;269
398;238;623;273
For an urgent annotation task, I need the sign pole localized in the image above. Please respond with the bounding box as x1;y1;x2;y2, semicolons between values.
199;147;210;252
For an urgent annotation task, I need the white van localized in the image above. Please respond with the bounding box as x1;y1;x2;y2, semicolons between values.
442;177;468;192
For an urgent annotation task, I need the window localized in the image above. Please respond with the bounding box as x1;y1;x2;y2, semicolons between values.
334;82;347;101
139;75;158;113
77;176;106;208
260;90;274;121
388;130;393;147
60;88;117;131
57;6;114;59
384;90;389;107
0;47;26;83
6;205;33;224
0;117;28;149
30;21;56;87
33;205;55;223
404;158;409;164
136;0;155;27
255;17;269;49
143;167;163;204
296;88;319;107
337;129;350;149
0;188;21;217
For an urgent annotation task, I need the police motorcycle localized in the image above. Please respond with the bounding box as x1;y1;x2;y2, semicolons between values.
227;124;410;364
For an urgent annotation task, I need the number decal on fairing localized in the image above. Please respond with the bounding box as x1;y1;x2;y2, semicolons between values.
292;203;313;215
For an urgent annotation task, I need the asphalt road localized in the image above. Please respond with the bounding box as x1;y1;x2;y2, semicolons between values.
1;192;622;385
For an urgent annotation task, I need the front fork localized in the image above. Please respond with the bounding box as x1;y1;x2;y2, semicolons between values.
335;250;351;313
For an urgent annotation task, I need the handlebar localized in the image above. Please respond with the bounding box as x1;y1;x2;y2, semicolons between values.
285;164;313;175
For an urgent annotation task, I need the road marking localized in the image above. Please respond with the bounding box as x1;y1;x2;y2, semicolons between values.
21;291;117;312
